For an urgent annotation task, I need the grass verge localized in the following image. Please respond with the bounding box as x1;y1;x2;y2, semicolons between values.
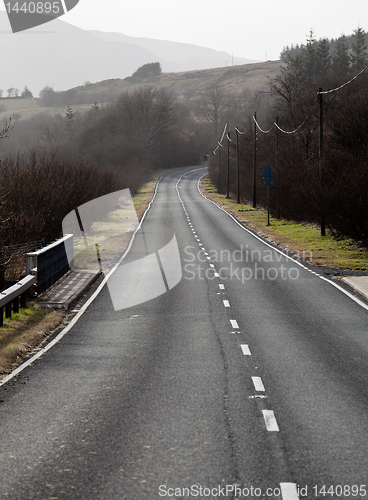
0;304;66;376
200;175;368;271
132;168;170;219
0;168;172;379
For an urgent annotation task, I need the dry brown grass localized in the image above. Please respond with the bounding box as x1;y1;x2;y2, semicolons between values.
0;306;66;376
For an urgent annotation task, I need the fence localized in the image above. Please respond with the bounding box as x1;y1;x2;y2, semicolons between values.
26;234;73;294
0;239;44;289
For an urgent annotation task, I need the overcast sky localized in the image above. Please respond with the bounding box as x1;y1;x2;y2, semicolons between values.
49;0;368;60
0;0;367;60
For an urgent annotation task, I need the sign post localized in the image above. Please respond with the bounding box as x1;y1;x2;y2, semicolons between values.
261;165;275;226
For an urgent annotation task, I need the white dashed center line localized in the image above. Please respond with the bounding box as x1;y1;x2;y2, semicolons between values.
180;173;299;493
240;344;251;355
262;410;279;431
251;376;266;392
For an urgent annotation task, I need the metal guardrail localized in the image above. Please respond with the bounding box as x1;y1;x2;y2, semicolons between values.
0;274;36;327
0;235;74;327
26;234;73;294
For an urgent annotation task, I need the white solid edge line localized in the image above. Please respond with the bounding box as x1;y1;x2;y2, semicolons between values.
197;173;368;312
252;376;265;392
0;172;168;388
262;409;279;431
280;483;300;500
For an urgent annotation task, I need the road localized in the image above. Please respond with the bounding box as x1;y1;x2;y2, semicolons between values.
0;166;368;500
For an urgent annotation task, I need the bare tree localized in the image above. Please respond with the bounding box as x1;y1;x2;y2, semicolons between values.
0;118;13;139
195;82;226;140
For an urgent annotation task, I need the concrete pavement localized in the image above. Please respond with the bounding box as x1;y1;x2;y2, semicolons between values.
342;275;368;301
37;269;101;310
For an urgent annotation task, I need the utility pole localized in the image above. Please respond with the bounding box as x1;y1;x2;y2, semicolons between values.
275;116;280;218
318;88;325;236
226;130;230;199
236;127;240;204
253;112;257;208
217;123;228;195
217;146;221;193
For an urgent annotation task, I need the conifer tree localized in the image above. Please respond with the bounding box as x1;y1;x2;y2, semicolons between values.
303;29;318;79
64;105;74;134
331;35;350;77
21;86;33;98
350;26;368;71
316;38;331;76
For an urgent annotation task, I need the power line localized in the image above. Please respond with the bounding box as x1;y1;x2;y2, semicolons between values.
317;64;367;95
235;127;246;134
253;113;311;135
213;123;228;154
273;111;316;134
214;65;367;150
253;115;274;134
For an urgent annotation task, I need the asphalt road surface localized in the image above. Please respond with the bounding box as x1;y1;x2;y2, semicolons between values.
0;166;367;500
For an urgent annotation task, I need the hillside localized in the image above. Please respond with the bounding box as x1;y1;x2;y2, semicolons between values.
71;60;283;101
0;60;283;124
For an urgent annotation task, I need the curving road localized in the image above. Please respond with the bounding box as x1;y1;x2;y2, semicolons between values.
0;166;367;500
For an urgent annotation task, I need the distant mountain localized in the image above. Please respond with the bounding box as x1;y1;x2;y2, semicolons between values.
0;12;160;96
0;12;259;97
88;30;258;73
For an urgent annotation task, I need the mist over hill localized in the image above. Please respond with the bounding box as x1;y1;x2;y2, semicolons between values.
0;12;258;97
88;30;258;73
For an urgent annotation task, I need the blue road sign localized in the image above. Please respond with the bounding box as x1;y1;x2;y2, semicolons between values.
261;165;275;226
261;165;275;186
